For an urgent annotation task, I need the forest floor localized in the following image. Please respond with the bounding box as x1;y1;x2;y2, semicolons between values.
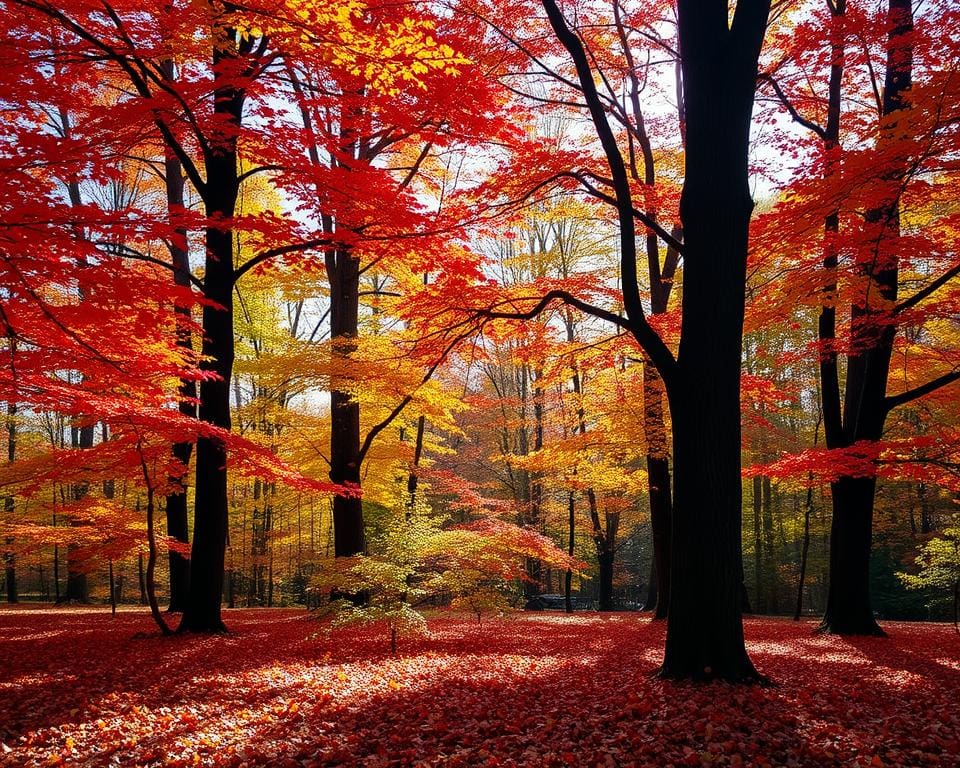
1;608;959;767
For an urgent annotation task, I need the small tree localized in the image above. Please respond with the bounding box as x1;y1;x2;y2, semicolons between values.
899;518;960;633
312;501;580;652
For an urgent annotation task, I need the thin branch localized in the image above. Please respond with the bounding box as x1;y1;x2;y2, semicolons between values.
233;237;332;282
895;261;960;315
884;368;960;413
757;73;829;140
357;328;474;463
476;289;632;332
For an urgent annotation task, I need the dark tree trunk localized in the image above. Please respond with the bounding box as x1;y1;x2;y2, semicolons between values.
178;30;244;633
794;478;814;620
5;399;16;603
660;0;769;681
597;548;615;612
160;57;194;613
108;559;116;616
587;489;618;611
525;376;545;597
328;247;365;558
540;0;769;681
665;361;756;679
138;551;147;606
762;476;778;613
753;474;764;613
644;366;672;620
65;423;94;603
406;414;427;508
823;477;885;634
642;557;656;612
820;0;911;636
565;491;574;613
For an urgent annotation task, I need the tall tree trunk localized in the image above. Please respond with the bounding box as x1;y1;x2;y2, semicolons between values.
4;398;16;603
763;476;778;613
59;115;91;605
540;0;769;680
644;366;672;619
660;0;769;680
820;0;912;636
160;56;194;613
525;372;545;598
565;491;574;613
65;421;94;603
406;414;427;509
794;477;814;620
753;474;764;613
178;23;245;633
329;247;365;558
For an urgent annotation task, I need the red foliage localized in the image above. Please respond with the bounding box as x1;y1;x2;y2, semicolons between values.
2;610;958;767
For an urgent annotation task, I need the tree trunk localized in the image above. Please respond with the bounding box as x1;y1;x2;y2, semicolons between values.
138;550;147;606
65;423;94;603
794;479;813;620
108;559;116;616
660;0;768;680
763;476;778;613
597;547;615;612
753;474;764;613
178;29;244;633
4;399;16;603
160;57;194;613
822;477;884;634
565;491;574;613
525;375;545;597
642;557;657;612
540;0;768;681
329;247;365;558
820;0;911;636
644;365;672;620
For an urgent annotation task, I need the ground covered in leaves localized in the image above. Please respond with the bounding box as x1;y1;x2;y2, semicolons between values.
1;608;959;767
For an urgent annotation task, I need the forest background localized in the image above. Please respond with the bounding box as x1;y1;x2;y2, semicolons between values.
1;0;959;679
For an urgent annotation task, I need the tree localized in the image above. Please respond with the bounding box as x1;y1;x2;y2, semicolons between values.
756;0;960;634
481;0;772;680
899;517;960;633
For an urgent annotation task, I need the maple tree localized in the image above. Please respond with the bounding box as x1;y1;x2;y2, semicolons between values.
456;0;771;679
752;0;960;634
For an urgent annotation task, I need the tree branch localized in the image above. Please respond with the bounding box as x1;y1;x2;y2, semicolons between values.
233;237;332;282
884;368;960;413
757;73;829;140
895;261;960;315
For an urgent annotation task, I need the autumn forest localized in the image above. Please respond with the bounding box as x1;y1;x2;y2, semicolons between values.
1;0;959;764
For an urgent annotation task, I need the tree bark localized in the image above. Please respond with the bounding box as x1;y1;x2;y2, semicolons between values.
753;474;764;613
658;0;769;681
178;22;245;633
160;56;194;614
820;0;912;636
794;477;814;620
763;476;778;613
329;247;365;558
565;491;574;613
540;0;770;681
4;399;17;603
65;422;94;603
644;366;672;620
